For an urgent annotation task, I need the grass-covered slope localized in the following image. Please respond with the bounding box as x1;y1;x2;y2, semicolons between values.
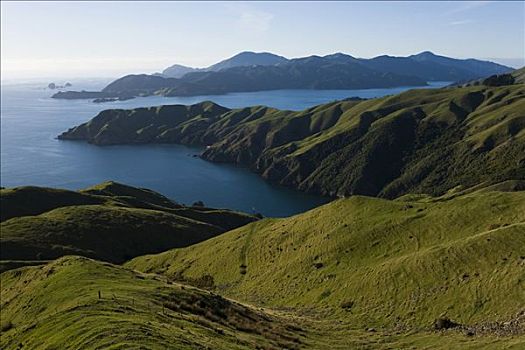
0;180;183;222
60;83;525;199
203;84;525;198
0;181;256;267
0;186;108;222
0;256;305;350
127;187;525;331
2;257;523;349
512;67;525;84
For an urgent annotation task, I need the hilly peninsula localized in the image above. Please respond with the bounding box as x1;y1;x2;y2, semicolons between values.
51;51;512;100
59;77;525;199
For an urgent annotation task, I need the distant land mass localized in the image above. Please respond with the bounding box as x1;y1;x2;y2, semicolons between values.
59;70;525;199
52;51;512;101
47;82;72;89
161;51;289;78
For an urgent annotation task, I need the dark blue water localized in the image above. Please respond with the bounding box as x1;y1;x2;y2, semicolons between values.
0;79;450;217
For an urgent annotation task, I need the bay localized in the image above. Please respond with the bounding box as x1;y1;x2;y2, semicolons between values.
0;79;450;217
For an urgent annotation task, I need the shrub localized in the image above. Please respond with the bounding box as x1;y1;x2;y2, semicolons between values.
341;300;354;310
482;74;515;87
313;262;324;269
319;289;331;299
1;321;13;332
434;317;459;330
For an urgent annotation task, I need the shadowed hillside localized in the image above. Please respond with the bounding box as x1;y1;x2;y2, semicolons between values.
162;51;290;78
0;181;256;269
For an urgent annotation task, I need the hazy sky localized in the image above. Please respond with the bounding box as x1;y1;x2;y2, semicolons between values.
1;1;524;79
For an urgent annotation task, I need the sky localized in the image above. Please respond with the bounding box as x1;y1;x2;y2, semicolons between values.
1;1;524;80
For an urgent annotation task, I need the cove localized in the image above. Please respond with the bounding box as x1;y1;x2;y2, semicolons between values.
1;79;450;216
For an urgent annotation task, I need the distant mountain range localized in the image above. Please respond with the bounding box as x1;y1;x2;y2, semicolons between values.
161;51;512;81
52;51;512;100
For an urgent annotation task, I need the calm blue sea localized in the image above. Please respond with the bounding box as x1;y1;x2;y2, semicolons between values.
0;79;450;217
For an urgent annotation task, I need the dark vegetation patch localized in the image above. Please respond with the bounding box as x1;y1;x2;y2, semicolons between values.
340;300;355;311
313;262;324;269
161;290;304;348
482;74;515;87
169;273;216;290
434;317;459;330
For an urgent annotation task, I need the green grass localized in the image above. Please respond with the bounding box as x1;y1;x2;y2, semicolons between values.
1;186;524;348
0;256;306;350
127;188;525;331
0;180;184;222
512;67;525;84
2;257;521;350
0;182;256;269
461;66;525;87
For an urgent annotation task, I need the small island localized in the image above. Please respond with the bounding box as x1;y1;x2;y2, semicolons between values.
48;82;72;90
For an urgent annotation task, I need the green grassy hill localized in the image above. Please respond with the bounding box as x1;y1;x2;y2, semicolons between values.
127;185;525;333
3;256;523;350
0;256;306;350
0;180;185;222
0;182;256;269
2;185;524;348
59;83;525;199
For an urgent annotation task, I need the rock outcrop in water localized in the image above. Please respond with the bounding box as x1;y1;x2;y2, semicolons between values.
48;82;72;90
59;82;525;199
52;90;114;99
